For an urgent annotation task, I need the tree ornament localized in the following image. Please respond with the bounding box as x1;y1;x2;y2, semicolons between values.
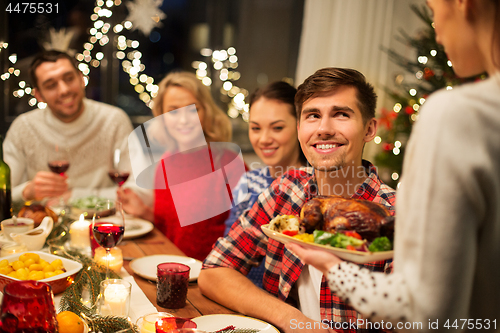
125;0;166;36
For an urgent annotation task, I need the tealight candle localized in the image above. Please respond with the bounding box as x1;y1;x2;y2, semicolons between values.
136;312;174;333
70;214;91;249
94;247;123;273
0;242;28;257
99;279;131;317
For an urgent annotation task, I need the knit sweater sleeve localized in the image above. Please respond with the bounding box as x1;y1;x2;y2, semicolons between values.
325;84;496;326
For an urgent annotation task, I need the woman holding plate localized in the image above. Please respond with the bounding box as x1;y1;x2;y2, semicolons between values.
288;0;500;328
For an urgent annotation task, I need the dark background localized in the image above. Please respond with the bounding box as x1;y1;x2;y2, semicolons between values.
0;0;304;151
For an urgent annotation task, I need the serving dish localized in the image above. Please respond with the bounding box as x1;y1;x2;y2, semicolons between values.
261;224;393;264
0;251;83;294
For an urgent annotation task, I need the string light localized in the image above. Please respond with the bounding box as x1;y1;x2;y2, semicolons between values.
194;46;250;121
77;0;158;107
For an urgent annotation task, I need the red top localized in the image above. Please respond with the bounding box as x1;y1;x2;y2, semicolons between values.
154;146;246;261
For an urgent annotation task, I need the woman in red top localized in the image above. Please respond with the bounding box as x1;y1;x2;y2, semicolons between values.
119;71;244;260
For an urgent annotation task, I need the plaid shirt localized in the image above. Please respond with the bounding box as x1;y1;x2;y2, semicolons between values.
204;160;396;331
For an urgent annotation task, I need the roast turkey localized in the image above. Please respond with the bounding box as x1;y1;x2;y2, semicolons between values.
299;195;394;241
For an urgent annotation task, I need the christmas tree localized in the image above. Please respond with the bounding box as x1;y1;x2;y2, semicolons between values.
374;4;485;188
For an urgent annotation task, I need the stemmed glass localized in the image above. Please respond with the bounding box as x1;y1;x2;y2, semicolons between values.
92;200;125;279
47;145;70;214
108;149;130;187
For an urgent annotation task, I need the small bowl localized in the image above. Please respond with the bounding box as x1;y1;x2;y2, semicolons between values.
1;218;34;241
0;251;83;294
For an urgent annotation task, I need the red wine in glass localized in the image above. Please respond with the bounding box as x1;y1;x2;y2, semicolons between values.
93;222;125;249
48;160;70;175
108;171;130;187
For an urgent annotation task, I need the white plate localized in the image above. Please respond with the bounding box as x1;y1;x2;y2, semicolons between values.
192;314;279;333
130;255;202;282
261;224;393;264
123;217;154;239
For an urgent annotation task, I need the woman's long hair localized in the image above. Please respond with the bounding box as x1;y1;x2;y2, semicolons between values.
151;71;232;151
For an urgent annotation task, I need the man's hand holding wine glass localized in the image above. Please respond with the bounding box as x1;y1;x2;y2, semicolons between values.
22;171;69;201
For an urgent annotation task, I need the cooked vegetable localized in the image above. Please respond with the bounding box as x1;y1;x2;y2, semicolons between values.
368;236;393;252
71;196;110;209
293;233;315;243
313;230;366;249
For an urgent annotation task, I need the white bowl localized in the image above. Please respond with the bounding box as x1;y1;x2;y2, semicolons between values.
10;217;53;251
1;218;34;241
0;251;83;294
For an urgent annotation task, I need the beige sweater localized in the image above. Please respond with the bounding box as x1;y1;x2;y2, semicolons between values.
4;98;134;201
326;73;500;330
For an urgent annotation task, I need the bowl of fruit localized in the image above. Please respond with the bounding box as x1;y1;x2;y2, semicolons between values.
0;251;83;294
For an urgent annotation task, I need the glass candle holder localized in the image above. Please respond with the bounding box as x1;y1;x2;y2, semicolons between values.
0;242;28;256
98;279;131;318
155;317;197;333
94;246;123;273
0;280;58;332
136;312;174;333
156;262;190;309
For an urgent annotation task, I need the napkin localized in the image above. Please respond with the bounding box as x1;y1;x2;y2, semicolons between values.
122;273;158;323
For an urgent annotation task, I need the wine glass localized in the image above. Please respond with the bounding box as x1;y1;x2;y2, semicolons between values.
92;200;125;279
48;144;70;175
108;148;130;187
48;145;70;215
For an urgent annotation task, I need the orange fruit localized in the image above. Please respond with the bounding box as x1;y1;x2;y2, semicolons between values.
56;311;84;333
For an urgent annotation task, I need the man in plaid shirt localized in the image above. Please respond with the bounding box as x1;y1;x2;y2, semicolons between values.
199;68;396;333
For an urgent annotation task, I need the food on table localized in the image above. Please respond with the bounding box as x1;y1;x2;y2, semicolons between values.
71;195;111;210
299;195;394;242
0;252;66;280
268;196;395;253
268;215;300;235
56;311;84;333
18;203;58;227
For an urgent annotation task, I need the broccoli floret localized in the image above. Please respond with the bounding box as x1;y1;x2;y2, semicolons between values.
368;236;393;252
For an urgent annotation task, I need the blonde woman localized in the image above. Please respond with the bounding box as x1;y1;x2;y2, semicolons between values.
119;71;244;260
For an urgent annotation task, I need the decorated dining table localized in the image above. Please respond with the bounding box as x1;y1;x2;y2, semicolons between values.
0;201;282;333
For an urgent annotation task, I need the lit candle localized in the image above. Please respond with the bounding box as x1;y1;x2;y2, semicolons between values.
94;247;123;273
100;283;130;317
70;214;91;249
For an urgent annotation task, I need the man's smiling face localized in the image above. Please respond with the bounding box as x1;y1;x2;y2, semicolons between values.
298;86;376;172
34;58;86;123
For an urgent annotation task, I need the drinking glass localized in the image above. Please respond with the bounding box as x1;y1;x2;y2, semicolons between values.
156;263;190;309
92;200;125;279
108;148;130;187
47;144;70;215
0;280;58;332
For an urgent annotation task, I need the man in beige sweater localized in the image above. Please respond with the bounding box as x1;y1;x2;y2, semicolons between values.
3;50;134;202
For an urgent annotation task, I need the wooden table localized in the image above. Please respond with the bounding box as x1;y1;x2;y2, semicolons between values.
118;228;236;318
